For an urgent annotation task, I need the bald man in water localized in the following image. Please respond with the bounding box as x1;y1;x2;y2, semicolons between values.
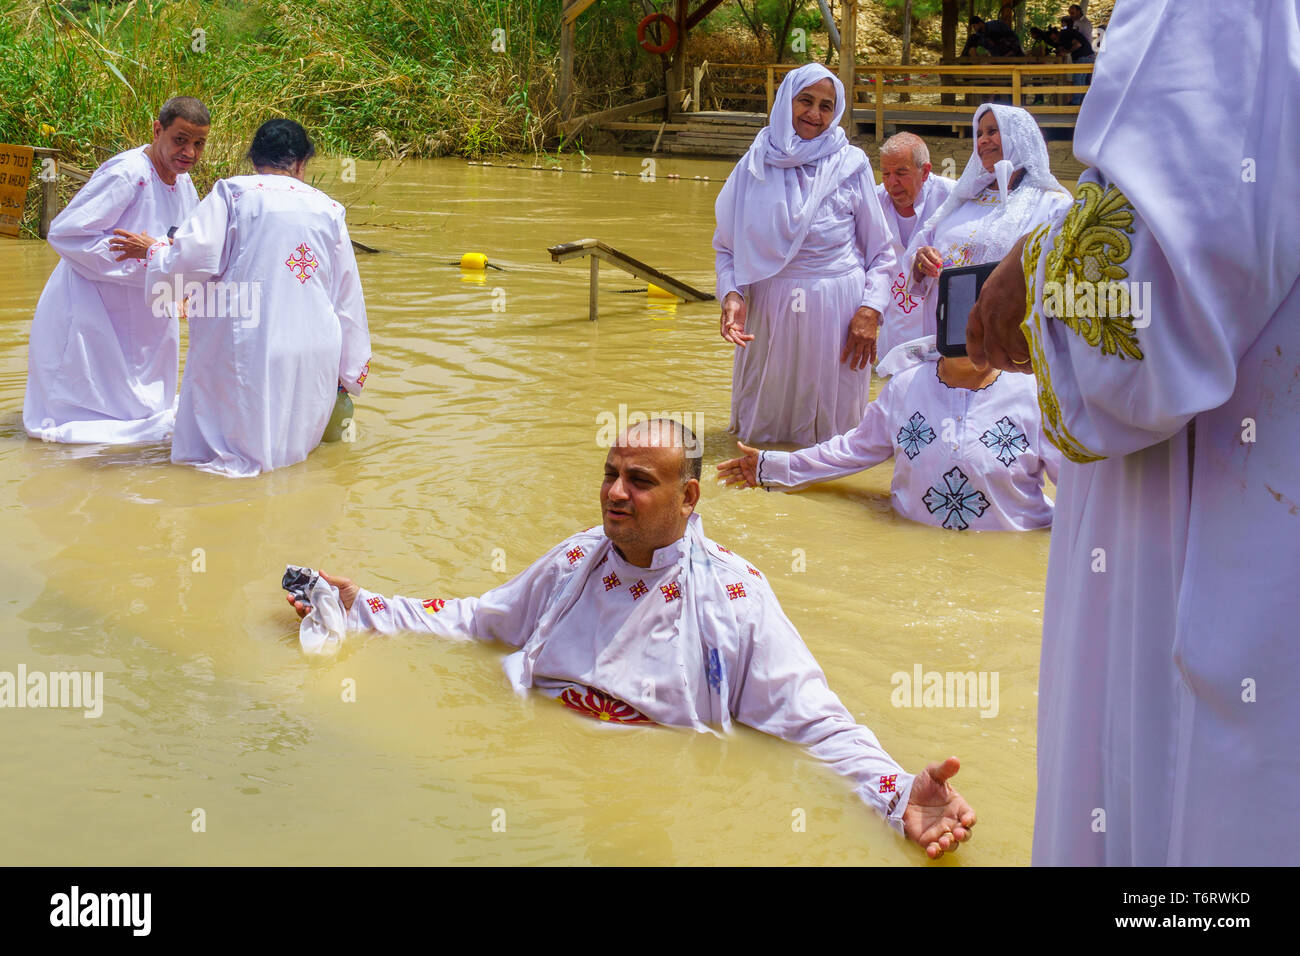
287;419;976;859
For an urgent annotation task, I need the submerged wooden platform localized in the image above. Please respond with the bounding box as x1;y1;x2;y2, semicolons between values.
547;238;713;321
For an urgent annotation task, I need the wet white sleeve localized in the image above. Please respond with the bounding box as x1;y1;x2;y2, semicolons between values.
47;166;148;286
343;539;576;648
729;585;914;832
330;218;372;396
712;172;745;301
905;220;939;300
854;172;899;314
757;383;896;488
144;183;235;291
1022;169;1277;462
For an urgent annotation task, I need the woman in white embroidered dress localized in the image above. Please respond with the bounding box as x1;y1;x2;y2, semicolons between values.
893;104;1073;348
717;338;1061;531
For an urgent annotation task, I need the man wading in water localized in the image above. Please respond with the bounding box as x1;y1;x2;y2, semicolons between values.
286;419;976;859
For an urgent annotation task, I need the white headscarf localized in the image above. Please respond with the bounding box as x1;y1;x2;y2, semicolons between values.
908;103;1068;265
714;63;867;286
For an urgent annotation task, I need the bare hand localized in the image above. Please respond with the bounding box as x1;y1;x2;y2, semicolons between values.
967;234;1033;373
902;756;977;859
284;570;360;619
109;228;158;261
719;291;754;347
840;306;881;371
715;441;760;488
912;245;943;282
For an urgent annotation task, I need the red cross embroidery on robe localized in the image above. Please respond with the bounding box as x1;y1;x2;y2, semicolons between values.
565;546;585;565
891;271;920;314
602;572;621;591
660;582;681;602
422;598;445;613
285;243;319;283
356;360;369;387
559;686;653;724
726;582;746;600
629;580;649;600
366;596;387;614
746;565;762;578
878;773;898;794
716;545;732;554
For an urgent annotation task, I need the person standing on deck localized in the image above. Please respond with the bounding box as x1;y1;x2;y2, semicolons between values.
23;97;208;444
874;134;956;364
966;0;1300;865
713;63;898;446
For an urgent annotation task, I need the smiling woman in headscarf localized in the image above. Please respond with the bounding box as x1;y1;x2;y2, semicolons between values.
890;103;1072;354
713;63;898;447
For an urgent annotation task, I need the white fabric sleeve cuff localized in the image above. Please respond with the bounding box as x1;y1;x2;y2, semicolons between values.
756;449;792;489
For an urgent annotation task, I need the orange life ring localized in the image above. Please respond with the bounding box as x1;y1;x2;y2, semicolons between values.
637;13;678;55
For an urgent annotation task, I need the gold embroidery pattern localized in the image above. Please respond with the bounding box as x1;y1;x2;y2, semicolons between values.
1043;182;1143;360
1021;224;1106;464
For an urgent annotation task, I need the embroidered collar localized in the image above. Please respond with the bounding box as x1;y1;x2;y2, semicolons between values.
934;358;1000;393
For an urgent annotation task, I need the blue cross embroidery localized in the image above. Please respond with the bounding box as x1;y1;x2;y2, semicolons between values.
979;416;1030;467
897;411;937;460
922;466;991;530
706;648;723;693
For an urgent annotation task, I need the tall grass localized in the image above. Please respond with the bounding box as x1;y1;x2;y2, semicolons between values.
0;0;666;224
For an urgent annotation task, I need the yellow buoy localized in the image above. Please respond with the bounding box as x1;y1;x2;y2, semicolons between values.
460;252;488;270
646;282;678;300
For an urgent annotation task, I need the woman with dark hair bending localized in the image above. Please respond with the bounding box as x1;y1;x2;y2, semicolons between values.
118;118;371;477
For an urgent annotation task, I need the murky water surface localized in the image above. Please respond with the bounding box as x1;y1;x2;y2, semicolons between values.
0;156;1054;865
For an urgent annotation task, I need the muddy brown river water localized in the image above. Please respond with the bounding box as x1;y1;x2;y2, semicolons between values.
0;154;1057;865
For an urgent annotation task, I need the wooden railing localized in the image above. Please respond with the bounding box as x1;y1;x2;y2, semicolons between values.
698;60;1094;134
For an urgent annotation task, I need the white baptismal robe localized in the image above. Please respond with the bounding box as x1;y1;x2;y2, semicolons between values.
874;175;955;362
23;146;198;443
901;185;1072;348
145;175;371;478
346;513;914;831
715;167;898;445
1020;0;1300;866
1025;169;1300;865
758;359;1060;531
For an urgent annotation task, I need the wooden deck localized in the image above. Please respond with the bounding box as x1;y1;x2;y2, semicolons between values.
586;61;1091;157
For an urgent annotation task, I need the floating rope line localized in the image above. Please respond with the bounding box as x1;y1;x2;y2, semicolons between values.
467;160;718;183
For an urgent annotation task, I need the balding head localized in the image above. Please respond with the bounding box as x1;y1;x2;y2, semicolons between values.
881;132;930;170
601;418;702;567
879;133;933;213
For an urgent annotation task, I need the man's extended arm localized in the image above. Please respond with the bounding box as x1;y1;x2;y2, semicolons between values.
341;536;584;649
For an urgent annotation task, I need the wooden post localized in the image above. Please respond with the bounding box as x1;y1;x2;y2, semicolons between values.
668;0;689;120
766;66;775;116
874;70;885;143
588;255;599;321
559;3;575;121
900;0;913;104
39;158;58;239
839;0;857;132
1012;68;1021;106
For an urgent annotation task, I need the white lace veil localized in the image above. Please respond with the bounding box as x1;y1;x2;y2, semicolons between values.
907;103;1069;264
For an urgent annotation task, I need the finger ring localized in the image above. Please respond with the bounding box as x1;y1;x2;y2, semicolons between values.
1011;356;1031;366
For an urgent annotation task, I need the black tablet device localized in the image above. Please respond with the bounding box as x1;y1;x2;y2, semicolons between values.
936;261;998;358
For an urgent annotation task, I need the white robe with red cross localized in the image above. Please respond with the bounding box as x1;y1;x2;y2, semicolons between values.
144;174;371;477
344;512;916;833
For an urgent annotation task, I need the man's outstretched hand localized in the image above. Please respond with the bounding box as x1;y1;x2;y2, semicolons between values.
285;570;359;619
903;756;976;859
